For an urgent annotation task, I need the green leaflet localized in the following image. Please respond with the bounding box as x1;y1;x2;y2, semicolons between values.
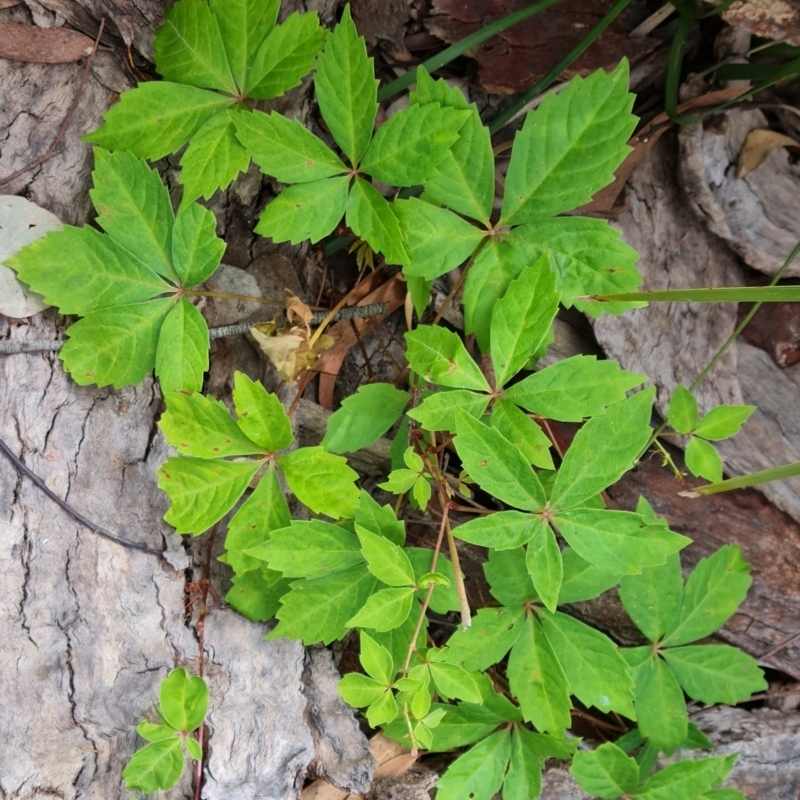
663;546;752;647
405;325;489;392
154;0;235;93
278;446;359;519
525;522;562;612
122;738;183;793
553;508;689;575
346;177;408;266
504;727;544;800
347;587;414;631
322;383;409;454
445;607;524;672
484;547;536;606
233;109;346;183
408;389;489;433
270;564;377;645
160;668;209;731
372;600;427;672
86;82;232;161
257;177;351;245
436;729;512;800
667;385;698;435
179;111;251;206
504;356;647;422
410;65;470;110
232;373;293;453
354;490;405;546
406;274;433;318
395;198;485;280
685;437;723;483
314;4;377;165
159;457;261;535
155;298;209;393
338;674;386;708
226;567;288;622
137;722;180;743
570;743;639;799
558;548;621;604
429;662;482;704
355;526;415;587
550;389;655;511
452;510;540;550
539;610;635;719
490;255;561;387
500;61;635;225
491;399;554;469
454;410;546;511
620;553;683;643
694;405;755;440
635;756;735;800
508;615;571;734
172;202;226;286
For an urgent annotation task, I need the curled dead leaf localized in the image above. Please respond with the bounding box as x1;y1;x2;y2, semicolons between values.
250;316;335;383
0;22;95;63
736;128;800;179
284;289;313;329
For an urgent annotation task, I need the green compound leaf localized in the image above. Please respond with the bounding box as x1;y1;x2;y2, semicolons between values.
338;672;387;708
663;644;766;705
436;729;512;800
491;399;554;470
355;526;415;587
508;615;571;734
663;545;752;647
179;110;251;206
558;548;621;604
445;607;524;672
154;0;235;93
666;385;698;435
278;446;359;519
635;756;735;800
322;383;409;454
685;437;723;483
256;176;350;245
452;510;540;550
553;508;689;575
270;564;377;645
620;552;683;644
491;255;561;388
526;522;562;612
500;61;635;225
454;410;546;511
408;388;489;433
395;198;484;281
208;0;278;90
172;202;226;287
504;355;647;422
232;372;293;453
347;587;414;631
694;405;756;441
550;389;655;511
361;103;468;187
405;325;489;392
360;630;394;684
60;298;173;388
234;109;346;184
504;727;544;800
247;11;326;99
155;298;209;393
314;4;377;165
484;547;536;606
90;149;175;281
225;567;288;622
539;610;635;718
122;738;184;793
247;520;362;578
346;177;408;266
159;457;260;534
354;490;405;546
160;668;209;732
570;742;639;799
160;390;266;459
429;662;482;703
85;82;232;161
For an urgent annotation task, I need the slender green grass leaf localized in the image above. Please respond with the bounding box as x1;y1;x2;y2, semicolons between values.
232;372;293;452
256;176;350;244
122;738;184;792
452;510;539;550
681;460;800;496
408;388;489;433
550;389;655;510
558;548;621;603
500;62;635;225
208;0;278;91
338;673;387;707
526;522;562;612
540;610;635;718
455;410;546;510
405;325;489;391
491;399;554;469
504;727;544;800
484;547;537;606
436;730;512;800
445;607;524;672
160;668;208;731
278;446;359;519
155;298;209;393
179;110;251;206
314;5;377;164
620;553;683;643
85;82;231;161
355;526;415;587
395;198;484;280
504;355;646;422
635;756;735;800
429;662;481;703
685;437;723;482
90;149;176;281
508;615;571;733
354;490;405;546
570;742;639;799
171;203;225;287
694;405;755;441
666;385;698;435
233;109;346;183
347;587;414;631
269;564;377;644
491;254;561;387
346;177;408;266
593;285;800;303
322;383;409;453
159;457;260;534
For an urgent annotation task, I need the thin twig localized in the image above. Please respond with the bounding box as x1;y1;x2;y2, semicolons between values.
444;513;471;630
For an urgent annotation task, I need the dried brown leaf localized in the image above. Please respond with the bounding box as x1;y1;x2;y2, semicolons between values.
0;22;95;63
285;289;314;328
736;128;800;179
250;318;335;383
